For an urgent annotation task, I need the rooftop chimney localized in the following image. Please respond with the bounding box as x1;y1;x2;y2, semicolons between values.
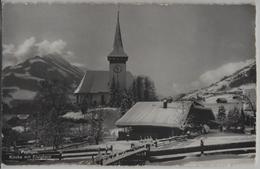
163;100;168;109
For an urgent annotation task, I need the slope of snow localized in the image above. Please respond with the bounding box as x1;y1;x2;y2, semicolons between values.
13;72;44;81
229;83;256;92
12;126;25;133
62;111;84;120
28;58;46;64
10;89;37;100
182;61;256;100
62;108;119;120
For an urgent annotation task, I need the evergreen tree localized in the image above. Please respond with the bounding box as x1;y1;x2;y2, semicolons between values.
120;89;134;116
131;79;138;103
144;76;158;101
240;108;246;131
144;77;149;101
217;105;226;123
136;76;144;101
227;106;240;129
134;75;158;102
217;105;226;131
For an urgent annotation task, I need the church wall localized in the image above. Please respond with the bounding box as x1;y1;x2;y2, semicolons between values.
91;93;110;106
76;93;110;107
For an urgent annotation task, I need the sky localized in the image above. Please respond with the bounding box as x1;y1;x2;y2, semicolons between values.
2;3;255;97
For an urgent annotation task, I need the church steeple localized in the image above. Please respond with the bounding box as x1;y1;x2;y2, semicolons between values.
108;10;128;57
108;8;128;91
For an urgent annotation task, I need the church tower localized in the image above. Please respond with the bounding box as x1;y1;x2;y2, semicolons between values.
107;10;128;90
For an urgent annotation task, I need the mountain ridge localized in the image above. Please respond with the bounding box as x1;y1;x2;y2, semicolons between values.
2;55;85;109
179;60;256;100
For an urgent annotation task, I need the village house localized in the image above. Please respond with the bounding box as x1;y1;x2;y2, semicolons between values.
74;11;134;107
115;101;215;139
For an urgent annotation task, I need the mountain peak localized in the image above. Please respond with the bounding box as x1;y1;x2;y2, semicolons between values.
2;55;85;107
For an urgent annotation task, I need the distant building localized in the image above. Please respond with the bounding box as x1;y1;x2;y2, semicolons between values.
115;101;215;139
74;11;134;107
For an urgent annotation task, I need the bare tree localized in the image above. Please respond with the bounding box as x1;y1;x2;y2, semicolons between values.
89;107;104;145
34;79;72;149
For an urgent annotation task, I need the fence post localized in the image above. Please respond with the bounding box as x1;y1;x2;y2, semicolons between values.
92;155;94;164
200;139;204;156
59;152;62;160
145;144;150;161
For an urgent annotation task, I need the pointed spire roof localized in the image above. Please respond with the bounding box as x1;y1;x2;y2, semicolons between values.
109;10;128;57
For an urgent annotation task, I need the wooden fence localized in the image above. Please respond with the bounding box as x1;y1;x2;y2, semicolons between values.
3;146;113;162
3;139;255;165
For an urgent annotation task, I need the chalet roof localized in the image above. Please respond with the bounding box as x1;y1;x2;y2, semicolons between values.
115;101;194;128
74;70;134;94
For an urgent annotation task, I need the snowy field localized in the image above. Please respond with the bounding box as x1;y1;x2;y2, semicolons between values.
148;131;255;166
149;154;255;166
185;132;255;147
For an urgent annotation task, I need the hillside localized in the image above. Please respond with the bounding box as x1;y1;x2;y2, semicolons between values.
180;60;256;102
2;55;84;111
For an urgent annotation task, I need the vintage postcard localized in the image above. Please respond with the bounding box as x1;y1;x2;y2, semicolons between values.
0;0;257;167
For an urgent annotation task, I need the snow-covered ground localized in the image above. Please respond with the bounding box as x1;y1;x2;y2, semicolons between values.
148;131;255;166
62;107;119;120
186;132;255;147
12;126;25;133
150;154;255;166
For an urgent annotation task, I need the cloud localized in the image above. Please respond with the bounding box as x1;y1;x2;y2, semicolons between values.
3;44;15;55
2;37;75;67
14;37;36;60
36;39;66;56
3;44;18;67
199;59;254;85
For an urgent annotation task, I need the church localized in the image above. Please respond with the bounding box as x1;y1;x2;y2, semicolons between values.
74;11;134;107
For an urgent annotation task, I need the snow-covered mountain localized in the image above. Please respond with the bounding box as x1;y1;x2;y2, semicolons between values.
2;55;84;108
181;60;256;102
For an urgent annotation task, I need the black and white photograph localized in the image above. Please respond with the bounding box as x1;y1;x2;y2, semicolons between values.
0;0;257;167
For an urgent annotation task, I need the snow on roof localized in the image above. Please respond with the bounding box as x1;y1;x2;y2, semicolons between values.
12;126;25;133
74;70;133;94
17;114;30;120
116;101;193;128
